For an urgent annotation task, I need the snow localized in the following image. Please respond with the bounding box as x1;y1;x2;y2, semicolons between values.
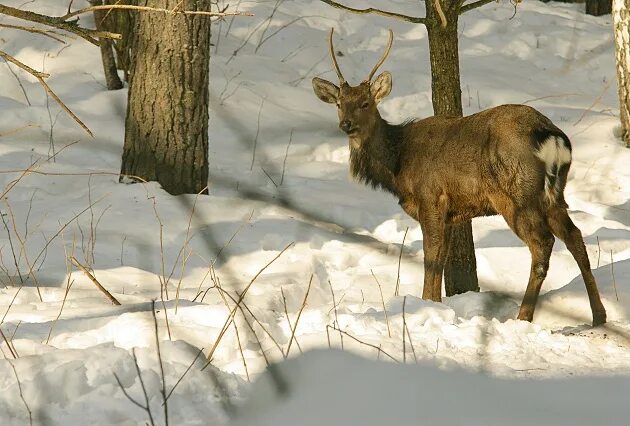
0;0;629;424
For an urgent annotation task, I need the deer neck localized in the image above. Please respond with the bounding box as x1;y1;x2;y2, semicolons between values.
349;117;402;196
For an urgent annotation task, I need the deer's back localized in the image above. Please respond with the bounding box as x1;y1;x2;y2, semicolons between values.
396;104;569;221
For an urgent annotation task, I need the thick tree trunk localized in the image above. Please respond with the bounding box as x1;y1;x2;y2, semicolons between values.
120;0;211;195
426;7;480;296
89;0;123;90
613;0;630;146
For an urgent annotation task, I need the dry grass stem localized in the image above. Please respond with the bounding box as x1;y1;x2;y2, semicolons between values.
7;360;32;426
286;274;313;356
233;320;251;381
151;301;169;426
327;325;400;363
0;327;17;359
395;227;408;296
371;270;391;338
206;242;294;361
611;250;619;302
46;236;75;344
163;346;204;404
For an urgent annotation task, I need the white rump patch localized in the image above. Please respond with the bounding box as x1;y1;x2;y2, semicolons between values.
535;136;571;170
535;135;571;203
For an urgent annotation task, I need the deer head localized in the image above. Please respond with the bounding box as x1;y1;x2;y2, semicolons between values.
312;29;394;143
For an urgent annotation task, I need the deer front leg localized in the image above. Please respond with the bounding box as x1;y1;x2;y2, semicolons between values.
419;195;451;302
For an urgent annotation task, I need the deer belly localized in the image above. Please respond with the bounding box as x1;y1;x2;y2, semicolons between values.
446;200;497;223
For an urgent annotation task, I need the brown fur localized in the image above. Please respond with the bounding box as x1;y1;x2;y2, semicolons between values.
312;30;607;326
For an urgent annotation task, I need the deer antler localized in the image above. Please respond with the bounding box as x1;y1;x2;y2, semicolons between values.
329;28;345;84
366;29;393;83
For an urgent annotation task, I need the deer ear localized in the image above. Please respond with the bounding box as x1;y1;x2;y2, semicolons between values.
312;77;339;104
371;71;392;103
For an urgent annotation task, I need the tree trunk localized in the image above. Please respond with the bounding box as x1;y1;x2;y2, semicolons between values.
586;0;612;15
613;0;630;146
89;0;123;90
107;0;135;81
120;0;211;195
426;6;480;296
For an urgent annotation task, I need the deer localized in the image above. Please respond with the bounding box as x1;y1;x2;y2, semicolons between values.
312;28;607;326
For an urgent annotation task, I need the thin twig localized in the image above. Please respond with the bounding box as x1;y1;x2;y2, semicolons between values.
0;23;67;43
232;320;250;381
70;256;121;305
371;270;391;338
250;97;266;171
131;349;156;426
163;347;204;404
286;275;313;356
395;227;408;296
280;288;295;358
327;280;343;349
0;50;92;136
7;360;32;426
610;251;619;302
2;57;32;105
46;236;75;344
0;327;17;359
260;167;278;187
151;301;168;426
206;242;294;361
327;325;399;363
280;128;293;186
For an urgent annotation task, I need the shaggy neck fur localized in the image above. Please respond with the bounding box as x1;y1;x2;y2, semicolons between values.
349;118;404;196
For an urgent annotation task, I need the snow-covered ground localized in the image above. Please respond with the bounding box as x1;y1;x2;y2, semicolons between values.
0;0;629;424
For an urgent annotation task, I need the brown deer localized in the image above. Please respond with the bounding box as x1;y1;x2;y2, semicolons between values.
312;29;607;326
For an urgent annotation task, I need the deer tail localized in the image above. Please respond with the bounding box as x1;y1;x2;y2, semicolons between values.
534;133;572;207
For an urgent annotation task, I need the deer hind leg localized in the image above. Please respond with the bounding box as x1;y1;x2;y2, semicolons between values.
419;195;451;302
546;207;607;326
502;207;555;322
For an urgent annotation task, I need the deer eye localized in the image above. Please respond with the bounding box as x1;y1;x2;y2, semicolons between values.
361;101;369;109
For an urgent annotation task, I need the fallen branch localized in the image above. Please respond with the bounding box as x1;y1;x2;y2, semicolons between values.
70;256;121;305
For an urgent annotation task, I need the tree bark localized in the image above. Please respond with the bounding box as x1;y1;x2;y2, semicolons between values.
106;0;135;81
120;0;211;195
586;0;612;15
613;0;630;146
426;3;480;296
89;0;123;90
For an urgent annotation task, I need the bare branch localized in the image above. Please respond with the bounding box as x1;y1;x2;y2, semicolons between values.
318;0;426;24
0;50;93;136
0;4;118;45
459;0;497;14
61;4;253;21
0;23;67;43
